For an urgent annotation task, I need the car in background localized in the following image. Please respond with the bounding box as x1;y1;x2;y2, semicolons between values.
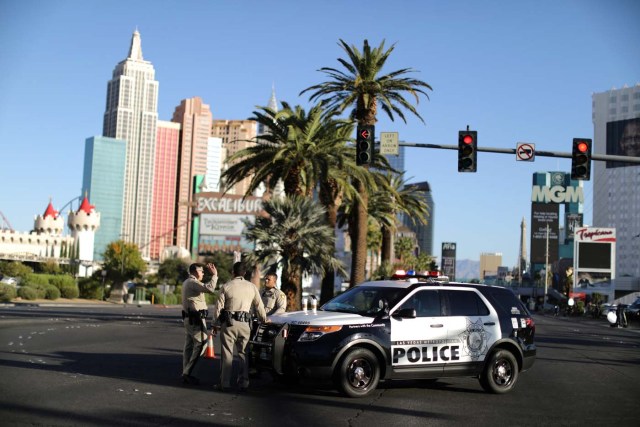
624;298;640;321
599;303;617;318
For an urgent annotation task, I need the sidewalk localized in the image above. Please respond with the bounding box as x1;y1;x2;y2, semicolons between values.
4;298;123;308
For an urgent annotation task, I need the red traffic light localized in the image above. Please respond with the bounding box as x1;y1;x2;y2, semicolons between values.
360;129;370;139
462;134;474;144
576;141;589;153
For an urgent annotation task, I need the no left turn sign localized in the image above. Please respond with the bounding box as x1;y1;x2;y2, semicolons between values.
516;143;535;161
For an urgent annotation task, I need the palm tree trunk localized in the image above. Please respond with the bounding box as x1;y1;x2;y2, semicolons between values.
281;263;302;311
350;180;368;286
320;203;338;304
381;225;394;263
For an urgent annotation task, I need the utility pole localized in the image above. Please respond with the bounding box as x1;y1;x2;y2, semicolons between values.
544;224;549;311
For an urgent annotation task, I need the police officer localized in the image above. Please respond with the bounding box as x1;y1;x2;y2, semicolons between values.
213;261;267;391
261;272;286;316
181;262;218;385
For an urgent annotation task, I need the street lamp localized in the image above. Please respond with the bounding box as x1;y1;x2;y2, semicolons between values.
101;270;107;301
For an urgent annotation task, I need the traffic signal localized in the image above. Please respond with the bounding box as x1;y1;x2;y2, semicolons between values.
458;130;477;172
356;125;375;166
571;138;591;180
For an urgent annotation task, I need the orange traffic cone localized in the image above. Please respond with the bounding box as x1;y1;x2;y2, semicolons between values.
205;334;216;359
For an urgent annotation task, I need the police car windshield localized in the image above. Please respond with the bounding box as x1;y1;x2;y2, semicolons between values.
322;286;405;316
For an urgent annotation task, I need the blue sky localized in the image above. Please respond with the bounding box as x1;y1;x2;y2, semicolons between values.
1;0;638;267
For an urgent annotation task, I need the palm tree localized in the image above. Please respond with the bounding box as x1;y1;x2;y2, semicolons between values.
301;39;432;285
378;173;430;264
222;102;364;199
221;101;367;303
242;196;346;311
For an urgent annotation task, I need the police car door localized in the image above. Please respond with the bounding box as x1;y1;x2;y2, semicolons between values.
389;288;448;377
441;288;500;375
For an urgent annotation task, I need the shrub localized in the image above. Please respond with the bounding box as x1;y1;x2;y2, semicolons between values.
0;284;17;302
22;283;47;299
59;284;79;299
78;277;104;300
18;286;38;300
44;285;60;300
163;293;178;305
50;275;76;289
25;274;49;287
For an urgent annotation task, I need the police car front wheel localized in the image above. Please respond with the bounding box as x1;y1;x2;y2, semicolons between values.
479;349;519;394
335;348;380;398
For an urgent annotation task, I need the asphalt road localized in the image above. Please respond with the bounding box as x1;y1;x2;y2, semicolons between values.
0;303;638;426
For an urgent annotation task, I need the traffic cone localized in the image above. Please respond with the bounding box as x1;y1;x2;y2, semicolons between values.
205;334;216;359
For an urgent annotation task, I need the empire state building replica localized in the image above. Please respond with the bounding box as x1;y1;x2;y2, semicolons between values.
103;30;158;258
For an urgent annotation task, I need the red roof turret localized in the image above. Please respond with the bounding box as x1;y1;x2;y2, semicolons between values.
43;201;59;219
78;196;95;214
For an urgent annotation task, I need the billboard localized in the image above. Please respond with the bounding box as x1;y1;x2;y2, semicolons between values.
606;118;640;168
564;213;583;242
530;202;559;264
441;242;456;280
573;227;616;301
193;192;264;255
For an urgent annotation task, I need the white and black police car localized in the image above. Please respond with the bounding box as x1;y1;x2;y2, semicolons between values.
251;272;536;397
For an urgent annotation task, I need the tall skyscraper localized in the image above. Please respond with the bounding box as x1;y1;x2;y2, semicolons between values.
172;97;213;252
480;252;503;280
82;136;126;260
592;84;640;280
401;181;435;256
211;119;258;196
103;30;159;258
204;137;223;192
385;146;406;174
150;120;181;260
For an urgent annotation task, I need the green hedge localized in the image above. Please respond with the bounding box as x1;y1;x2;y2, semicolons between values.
78;277;104;300
18;286;38;300
44;285;60;300
59;285;79;299
0;284;16;302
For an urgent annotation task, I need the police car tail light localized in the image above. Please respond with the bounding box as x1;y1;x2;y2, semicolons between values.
299;325;342;342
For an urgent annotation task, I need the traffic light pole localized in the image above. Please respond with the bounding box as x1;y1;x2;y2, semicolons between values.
395;141;640;164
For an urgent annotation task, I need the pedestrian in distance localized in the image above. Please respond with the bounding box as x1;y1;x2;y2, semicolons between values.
261;272;286;316
212;261;267;392
181;262;218;385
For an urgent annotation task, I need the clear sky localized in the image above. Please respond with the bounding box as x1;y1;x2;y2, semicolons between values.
1;0;638;267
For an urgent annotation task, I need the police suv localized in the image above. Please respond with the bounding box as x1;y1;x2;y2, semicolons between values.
251;274;536;397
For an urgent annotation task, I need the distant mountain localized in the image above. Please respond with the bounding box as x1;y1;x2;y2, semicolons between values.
455;259;480;281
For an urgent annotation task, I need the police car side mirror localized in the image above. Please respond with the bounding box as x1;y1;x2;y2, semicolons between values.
393;308;417;319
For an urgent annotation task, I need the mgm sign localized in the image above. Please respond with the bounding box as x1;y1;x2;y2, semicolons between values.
530;172;584;266
192;192;264;255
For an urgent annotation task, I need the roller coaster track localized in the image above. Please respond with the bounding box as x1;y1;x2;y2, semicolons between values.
1;211;14;231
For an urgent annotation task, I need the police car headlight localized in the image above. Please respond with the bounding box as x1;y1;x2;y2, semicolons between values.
298;325;342;342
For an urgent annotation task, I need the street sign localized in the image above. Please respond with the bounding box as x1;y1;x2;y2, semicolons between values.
380;132;399;155
516;143;535;161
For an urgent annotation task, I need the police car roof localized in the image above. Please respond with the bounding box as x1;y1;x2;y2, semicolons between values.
356;277;497;291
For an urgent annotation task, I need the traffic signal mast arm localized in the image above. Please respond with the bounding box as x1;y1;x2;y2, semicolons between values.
393;142;640;164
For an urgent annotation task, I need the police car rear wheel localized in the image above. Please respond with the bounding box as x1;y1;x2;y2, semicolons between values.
479;349;518;394
336;348;380;398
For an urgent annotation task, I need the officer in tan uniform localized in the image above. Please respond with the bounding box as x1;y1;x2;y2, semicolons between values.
261;272;286;316
181;262;217;385
213;261;267;391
